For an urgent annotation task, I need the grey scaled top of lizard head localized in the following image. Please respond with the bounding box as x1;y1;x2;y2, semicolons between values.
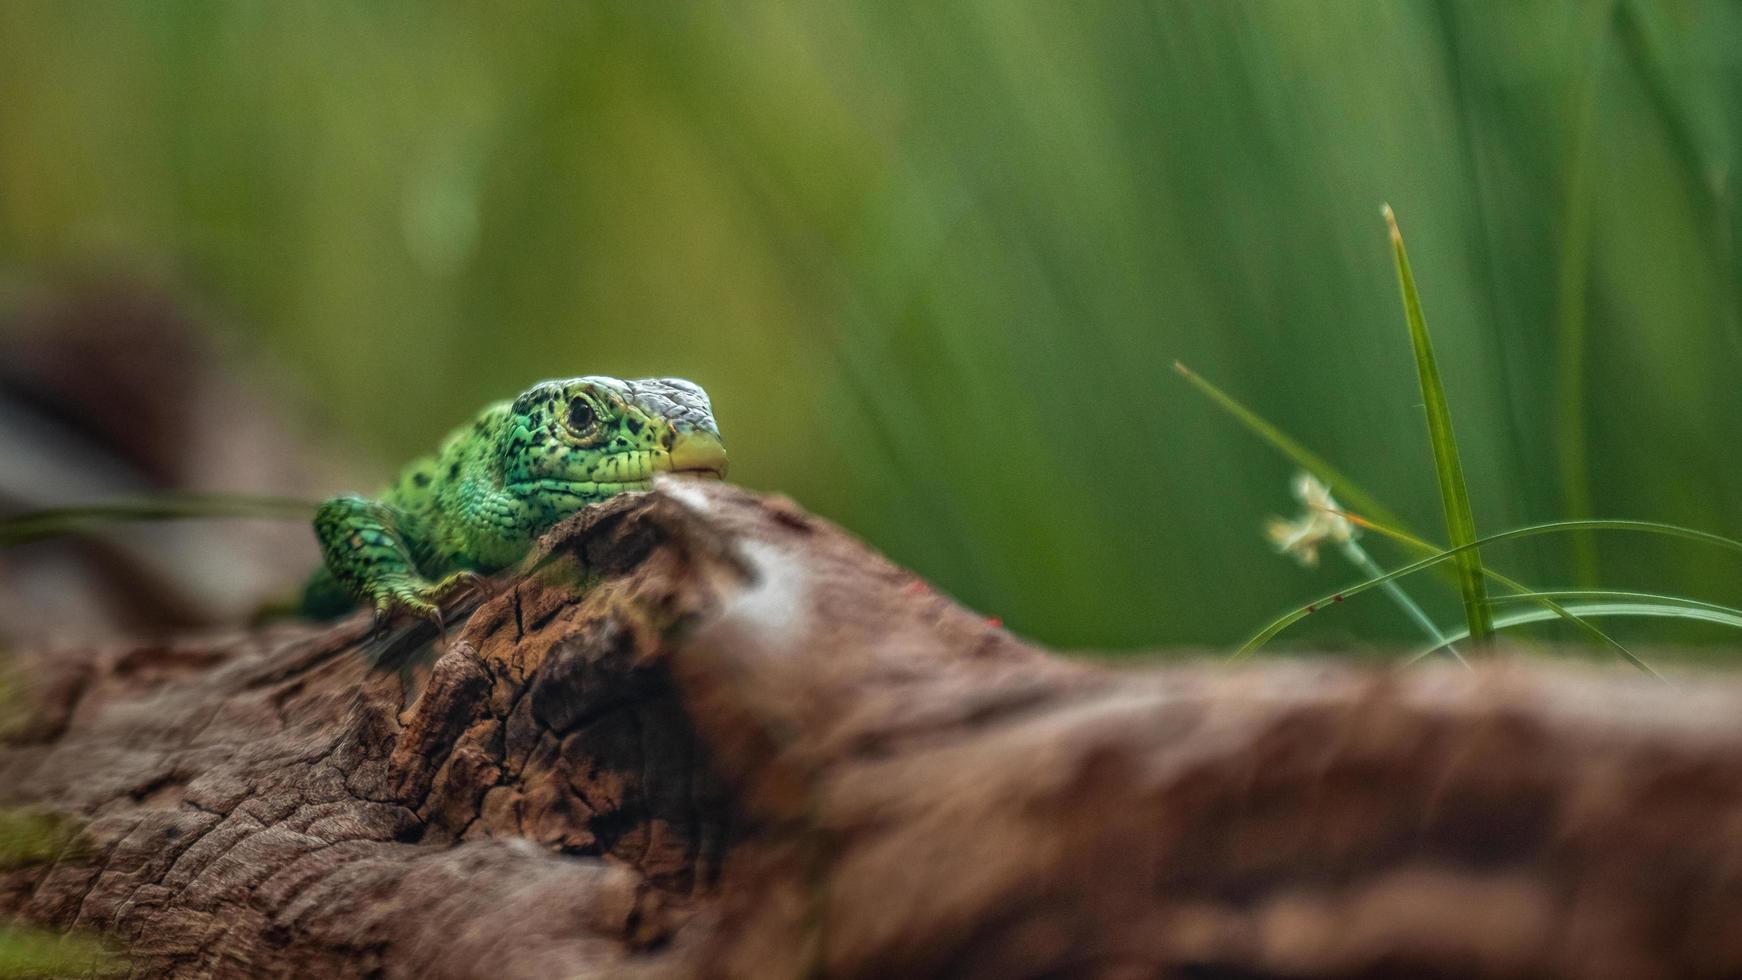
578;375;721;439
502;376;726;494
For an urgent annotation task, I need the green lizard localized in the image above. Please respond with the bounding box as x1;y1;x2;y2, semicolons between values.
301;375;726;626
0;375;726;627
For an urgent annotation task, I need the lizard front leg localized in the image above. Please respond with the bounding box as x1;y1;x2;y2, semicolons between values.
313;495;480;627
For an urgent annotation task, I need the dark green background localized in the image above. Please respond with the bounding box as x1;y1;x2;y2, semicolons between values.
3;2;1738;651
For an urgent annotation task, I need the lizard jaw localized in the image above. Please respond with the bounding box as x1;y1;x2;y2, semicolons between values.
666;430;728;479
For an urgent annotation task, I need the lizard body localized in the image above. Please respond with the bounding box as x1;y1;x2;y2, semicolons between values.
304;376;725;623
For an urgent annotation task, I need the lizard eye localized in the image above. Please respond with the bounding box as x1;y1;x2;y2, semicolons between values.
567;397;598;432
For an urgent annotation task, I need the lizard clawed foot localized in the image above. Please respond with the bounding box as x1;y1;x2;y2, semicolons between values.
428;570;487;606
368;570;489;636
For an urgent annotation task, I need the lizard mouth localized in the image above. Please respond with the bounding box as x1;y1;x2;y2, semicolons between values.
666;430;728;479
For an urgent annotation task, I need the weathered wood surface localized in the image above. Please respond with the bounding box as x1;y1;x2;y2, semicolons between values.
6;480;1742;979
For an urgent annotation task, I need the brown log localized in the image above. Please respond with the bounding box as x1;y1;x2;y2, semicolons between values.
5;480;1742;979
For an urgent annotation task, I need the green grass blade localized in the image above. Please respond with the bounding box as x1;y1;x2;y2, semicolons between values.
1234;517;1742;659
1411;596;1742;664
1335;538;1466;666
1491;591;1742;612
1172;361;1412;536
1384;204;1493;646
1334;508;1645;671
0;494;320;546
1552;1;1616;586
1493;593;1659;676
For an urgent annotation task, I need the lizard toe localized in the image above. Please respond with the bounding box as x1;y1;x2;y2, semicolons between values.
369;585;445;632
430;570;487;604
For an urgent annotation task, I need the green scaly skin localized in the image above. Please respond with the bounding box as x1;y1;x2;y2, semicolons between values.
304;376;726;626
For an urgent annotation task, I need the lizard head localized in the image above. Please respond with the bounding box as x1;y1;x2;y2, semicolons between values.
500;376;726;502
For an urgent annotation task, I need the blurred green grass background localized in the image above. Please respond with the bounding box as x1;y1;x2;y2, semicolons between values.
1;1;1738;650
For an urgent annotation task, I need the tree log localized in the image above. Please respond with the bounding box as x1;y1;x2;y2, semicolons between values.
5;480;1742;979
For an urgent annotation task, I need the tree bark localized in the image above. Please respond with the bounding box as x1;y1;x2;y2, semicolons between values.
5;480;1742;979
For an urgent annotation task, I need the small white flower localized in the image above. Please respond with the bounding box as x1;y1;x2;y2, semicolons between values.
1264;472;1357;567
